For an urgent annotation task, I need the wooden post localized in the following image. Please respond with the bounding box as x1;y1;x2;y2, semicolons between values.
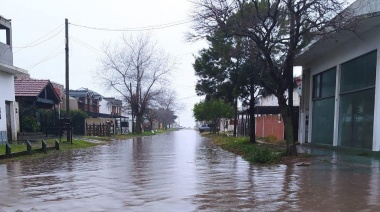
65;18;71;144
55;139;60;150
5;143;11;157
42;140;47;153
27;140;32;154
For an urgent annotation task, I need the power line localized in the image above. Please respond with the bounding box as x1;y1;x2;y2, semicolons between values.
179;95;199;100
69;19;192;32
25;42;65;69
27;49;64;70
70;36;103;55
27;51;64;70
13;25;64;52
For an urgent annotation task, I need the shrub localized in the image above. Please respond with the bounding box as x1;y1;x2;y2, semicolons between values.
21;116;40;132
265;135;278;143
251;147;277;163
69;110;89;135
211;135;283;164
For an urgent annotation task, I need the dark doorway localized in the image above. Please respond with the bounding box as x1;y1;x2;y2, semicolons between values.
5;101;12;141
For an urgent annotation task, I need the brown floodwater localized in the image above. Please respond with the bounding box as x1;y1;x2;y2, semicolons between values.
0;129;379;211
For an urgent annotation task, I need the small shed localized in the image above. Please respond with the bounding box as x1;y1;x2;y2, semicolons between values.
15;78;60;109
14;78;60;132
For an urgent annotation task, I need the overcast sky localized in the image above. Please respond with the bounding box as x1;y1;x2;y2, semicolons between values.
1;0;207;128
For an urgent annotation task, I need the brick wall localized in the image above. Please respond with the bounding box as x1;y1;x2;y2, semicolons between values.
255;115;284;140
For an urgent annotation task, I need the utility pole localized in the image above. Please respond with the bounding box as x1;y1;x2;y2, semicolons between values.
130;82;134;134
65;18;71;144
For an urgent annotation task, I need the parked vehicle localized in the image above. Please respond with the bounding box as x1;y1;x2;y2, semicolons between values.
198;124;210;133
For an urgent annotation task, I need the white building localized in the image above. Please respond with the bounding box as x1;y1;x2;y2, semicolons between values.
296;0;380;151
99;97;123;116
0;16;27;143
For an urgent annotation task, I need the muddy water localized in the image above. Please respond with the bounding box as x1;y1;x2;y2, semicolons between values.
0;129;379;211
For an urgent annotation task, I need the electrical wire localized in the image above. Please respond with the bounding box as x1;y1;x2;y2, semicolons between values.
70;36;103;55
27;51;64;70
13;25;64;52
27;42;65;70
69;19;192;32
179;95;199;100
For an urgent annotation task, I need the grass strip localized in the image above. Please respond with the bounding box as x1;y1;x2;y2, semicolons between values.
209;134;286;164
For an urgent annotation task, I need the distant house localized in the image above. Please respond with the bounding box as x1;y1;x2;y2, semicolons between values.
99;97;123;117
69;88;130;134
253;85;300;140
69;88;102;115
0;16;28;142
222;83;300;140
296;0;380;151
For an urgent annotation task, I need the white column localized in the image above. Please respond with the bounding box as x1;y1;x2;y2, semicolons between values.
307;71;313;144
333;65;341;147
372;51;380;151
298;112;305;144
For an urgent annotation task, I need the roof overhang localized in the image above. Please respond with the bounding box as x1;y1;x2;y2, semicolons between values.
0;62;28;75
295;12;380;66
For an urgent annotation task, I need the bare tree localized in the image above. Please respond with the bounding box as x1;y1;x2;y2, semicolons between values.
153;89;183;129
99;33;175;134
190;0;352;155
157;89;185;112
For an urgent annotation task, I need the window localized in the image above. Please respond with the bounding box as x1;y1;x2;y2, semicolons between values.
313;67;336;99
312;67;336;145
338;51;377;149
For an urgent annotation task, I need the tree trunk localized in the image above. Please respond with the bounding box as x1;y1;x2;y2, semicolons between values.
279;98;297;156
135;114;142;134
233;97;238;137
249;91;256;143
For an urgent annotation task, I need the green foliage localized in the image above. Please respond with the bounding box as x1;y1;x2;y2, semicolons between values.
247;147;278;164
193;30;262;104
193;99;234;122
39;109;59;131
264;135;278;143
21;116;40;132
70;110;89;135
211;135;284;164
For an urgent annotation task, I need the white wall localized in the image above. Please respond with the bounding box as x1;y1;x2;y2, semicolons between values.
99;99;109;114
0;71;15;130
301;23;380;151
259;90;300;107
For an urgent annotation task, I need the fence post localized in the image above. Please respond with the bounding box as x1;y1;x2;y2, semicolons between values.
55;139;60;150
5;143;11;157
93;123;96;136
42;140;47;153
27;140;32;154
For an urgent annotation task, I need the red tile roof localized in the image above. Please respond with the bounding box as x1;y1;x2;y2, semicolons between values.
14;79;50;97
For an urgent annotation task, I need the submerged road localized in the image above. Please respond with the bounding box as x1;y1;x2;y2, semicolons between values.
0;129;379;211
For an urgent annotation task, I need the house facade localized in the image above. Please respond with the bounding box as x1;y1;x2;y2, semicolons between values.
99;97;122;117
0;16;27;142
296;0;380;151
69;88;102;115
14;76;60;133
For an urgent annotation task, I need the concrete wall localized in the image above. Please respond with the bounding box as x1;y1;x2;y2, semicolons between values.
0;43;13;65
69;98;78;110
0;71;17;141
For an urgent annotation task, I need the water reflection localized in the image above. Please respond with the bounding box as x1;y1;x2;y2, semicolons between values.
0;129;379;211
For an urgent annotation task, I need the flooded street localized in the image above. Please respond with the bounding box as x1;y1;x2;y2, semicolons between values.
0;129;379;211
